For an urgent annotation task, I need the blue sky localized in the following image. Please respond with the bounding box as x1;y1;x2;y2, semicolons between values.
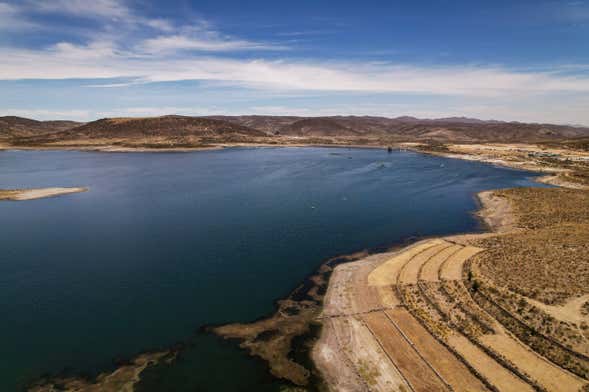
1;0;589;124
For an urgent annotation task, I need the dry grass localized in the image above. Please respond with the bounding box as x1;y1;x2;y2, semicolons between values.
476;224;589;304
492;188;589;230
474;188;589;304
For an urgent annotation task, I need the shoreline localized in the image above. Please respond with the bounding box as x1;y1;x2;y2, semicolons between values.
312;175;589;390
0;141;388;153
311;189;509;391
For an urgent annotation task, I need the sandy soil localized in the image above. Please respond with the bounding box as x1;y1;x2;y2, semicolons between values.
526;294;589;325
438;246;484;281
386;308;487;392
0;187;87;200
398;242;453;284
419;244;463;282
477;191;517;232
481;331;587;392
315;239;496;391
445;334;533;392
362;311;449;391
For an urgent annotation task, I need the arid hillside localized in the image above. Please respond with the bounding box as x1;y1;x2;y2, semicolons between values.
53;116;266;139
11;115;270;149
3;114;589;149
207;115;301;134
210;115;589;142
279;117;361;136
0;116;81;138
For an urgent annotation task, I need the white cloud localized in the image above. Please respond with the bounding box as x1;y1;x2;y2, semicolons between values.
31;0;130;20
2;41;589;99
140;34;286;53
144;18;174;32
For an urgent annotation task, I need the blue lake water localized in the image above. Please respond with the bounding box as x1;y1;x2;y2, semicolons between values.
0;147;544;391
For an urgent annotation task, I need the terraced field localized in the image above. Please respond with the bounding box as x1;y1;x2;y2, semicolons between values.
314;227;589;391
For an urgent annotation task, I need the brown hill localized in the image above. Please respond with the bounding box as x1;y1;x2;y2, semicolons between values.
4;114;589;147
279;118;360;137
207;115;589;142
11;115;269;148
56;116;267;139
207;115;301;134
0;116;81;138
386;121;589;142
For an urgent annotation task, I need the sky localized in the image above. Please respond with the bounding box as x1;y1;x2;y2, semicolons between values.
1;0;589;124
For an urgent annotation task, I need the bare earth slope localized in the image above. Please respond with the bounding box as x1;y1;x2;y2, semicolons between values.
0;116;81;138
278;118;361;137
48;116;266;139
12;115;270;149
4;115;589;149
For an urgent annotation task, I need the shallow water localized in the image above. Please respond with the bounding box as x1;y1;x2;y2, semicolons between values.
0;147;543;391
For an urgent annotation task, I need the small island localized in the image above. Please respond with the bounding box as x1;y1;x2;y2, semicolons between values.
0;187;88;201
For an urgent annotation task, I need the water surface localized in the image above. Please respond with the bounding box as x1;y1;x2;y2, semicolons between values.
0;147;543;391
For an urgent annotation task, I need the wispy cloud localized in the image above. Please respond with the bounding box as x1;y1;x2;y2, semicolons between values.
140;33;287;53
31;0;130;20
2;41;589;98
0;2;38;31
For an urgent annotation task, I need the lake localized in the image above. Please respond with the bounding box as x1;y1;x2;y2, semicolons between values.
0;147;543;391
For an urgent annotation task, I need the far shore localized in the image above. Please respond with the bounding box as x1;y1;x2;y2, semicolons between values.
0;187;88;201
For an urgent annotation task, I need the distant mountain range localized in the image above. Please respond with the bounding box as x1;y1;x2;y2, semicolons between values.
2;114;589;148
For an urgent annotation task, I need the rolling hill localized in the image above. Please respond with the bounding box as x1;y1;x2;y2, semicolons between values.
3;114;589;148
0;116;81;138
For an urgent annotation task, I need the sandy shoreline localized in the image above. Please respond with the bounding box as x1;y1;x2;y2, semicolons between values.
311;191;508;391
312;180;589;390
0;187;88;201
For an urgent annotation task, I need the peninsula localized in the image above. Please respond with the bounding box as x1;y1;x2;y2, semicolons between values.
0;187;88;201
